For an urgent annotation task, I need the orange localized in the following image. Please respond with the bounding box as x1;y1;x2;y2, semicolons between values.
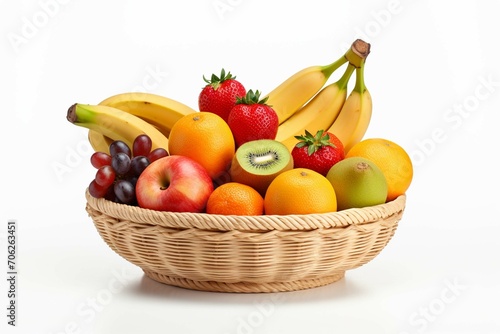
346;138;413;201
206;182;264;215
264;168;337;215
168;112;235;179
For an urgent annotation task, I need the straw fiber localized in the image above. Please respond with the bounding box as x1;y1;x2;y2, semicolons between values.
85;190;406;293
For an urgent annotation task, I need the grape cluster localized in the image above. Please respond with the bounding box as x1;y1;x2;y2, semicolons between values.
88;134;169;204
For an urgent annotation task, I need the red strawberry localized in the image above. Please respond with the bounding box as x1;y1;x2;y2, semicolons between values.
198;68;246;122
227;90;279;147
291;130;345;176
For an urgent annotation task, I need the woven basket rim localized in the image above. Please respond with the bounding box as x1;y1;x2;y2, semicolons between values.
85;189;406;232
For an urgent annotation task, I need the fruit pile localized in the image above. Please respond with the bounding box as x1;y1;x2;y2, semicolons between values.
67;39;413;216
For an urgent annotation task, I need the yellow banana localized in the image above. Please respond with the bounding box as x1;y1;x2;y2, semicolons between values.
265;39;370;125
88;128;113;152
67;103;169;154
277;63;356;152
98;92;196;137
327;59;372;153
87;92;196;154
265;57;346;125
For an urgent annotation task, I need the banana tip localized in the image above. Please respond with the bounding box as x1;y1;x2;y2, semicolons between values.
67;103;77;123
353;39;371;58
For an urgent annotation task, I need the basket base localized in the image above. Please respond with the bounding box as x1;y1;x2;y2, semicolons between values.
143;270;346;293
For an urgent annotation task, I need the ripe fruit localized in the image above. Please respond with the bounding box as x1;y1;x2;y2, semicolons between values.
113;179;136;204
264;168;337;215
132;134;153;157
89;180;110;199
111;152;131;175
206;182;264;216
109;140;131;157
291;130;345;176
88;135;157;204
95;165;116;188
91;152;112;169
230;139;293;196
198;68;246;122
227;90;279;147
326;157;388;211
148;148;169;162
135;155;214;213
346;138;413;201
168;112;235;180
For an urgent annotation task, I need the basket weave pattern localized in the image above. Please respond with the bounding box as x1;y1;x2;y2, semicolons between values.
85;190;406;293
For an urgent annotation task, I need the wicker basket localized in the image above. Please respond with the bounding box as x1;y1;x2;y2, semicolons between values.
85;189;406;293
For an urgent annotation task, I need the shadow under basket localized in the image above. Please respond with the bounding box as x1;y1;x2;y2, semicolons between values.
85;189;406;293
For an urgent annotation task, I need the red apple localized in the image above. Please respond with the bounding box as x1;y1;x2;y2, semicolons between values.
135;155;214;212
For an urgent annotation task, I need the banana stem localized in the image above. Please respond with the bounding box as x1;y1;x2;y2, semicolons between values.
344;39;371;68
354;61;366;93
320;54;348;78
315;39;370;79
335;63;356;90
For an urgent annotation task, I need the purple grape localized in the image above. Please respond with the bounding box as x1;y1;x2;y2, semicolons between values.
111;153;131;176
127;176;138;188
130;156;150;176
109;140;131;157
114;180;135;204
104;186;117;202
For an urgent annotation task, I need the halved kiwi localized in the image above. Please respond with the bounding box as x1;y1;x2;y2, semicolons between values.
230;139;293;196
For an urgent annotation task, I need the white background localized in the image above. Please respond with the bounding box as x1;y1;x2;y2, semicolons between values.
1;0;500;333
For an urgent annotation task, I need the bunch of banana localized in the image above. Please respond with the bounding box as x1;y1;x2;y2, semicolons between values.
265;51;346;125
271;39;372;153
74;92;196;153
98;92;196;136
66;103;170;151
66;39;371;158
326;56;372;153
276;63;355;151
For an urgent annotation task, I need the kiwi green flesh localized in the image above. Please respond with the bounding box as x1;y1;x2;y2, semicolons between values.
236;140;290;176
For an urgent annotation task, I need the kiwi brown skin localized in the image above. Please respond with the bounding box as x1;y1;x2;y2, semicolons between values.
229;139;293;196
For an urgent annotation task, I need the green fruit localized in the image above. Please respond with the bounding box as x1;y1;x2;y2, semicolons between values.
326;157;387;210
230;139;293;196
